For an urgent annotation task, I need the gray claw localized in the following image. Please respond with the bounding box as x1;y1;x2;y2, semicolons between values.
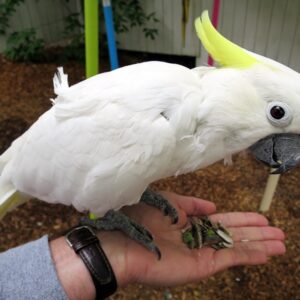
141;189;179;224
154;246;162;260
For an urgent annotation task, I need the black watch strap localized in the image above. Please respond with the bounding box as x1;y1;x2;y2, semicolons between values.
65;225;117;299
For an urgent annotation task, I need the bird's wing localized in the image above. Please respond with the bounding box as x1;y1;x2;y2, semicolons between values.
6;63;192;215
52;62;199;120
7;103;175;216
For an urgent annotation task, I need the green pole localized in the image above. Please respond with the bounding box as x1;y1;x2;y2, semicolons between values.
84;0;99;78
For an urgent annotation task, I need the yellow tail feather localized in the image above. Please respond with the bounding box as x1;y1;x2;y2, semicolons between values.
0;190;21;220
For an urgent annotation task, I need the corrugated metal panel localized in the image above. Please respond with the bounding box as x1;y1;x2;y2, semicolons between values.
116;0;300;71
0;0;79;52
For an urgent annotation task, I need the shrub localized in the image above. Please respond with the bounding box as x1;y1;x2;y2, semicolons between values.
4;29;44;62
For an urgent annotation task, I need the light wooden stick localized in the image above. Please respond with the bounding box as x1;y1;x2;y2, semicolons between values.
259;171;281;212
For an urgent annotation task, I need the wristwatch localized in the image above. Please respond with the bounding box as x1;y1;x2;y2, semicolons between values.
65;225;117;299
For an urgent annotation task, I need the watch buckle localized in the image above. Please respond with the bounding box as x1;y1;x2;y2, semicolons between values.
65;225;97;248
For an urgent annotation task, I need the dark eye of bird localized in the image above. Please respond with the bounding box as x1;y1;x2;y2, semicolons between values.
270;105;285;119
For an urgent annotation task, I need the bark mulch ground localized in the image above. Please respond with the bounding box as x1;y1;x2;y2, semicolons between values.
0;51;299;300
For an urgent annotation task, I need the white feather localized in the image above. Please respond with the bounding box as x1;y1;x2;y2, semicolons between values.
1;57;300;219
0;62;196;217
53;67;69;97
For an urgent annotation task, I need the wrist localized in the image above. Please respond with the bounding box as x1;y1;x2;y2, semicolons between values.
49;230;132;300
96;231;132;287
49;237;96;300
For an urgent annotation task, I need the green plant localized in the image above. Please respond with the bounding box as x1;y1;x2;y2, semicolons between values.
112;0;159;39
4;28;45;62
62;12;85;61
61;0;159;62
0;0;25;34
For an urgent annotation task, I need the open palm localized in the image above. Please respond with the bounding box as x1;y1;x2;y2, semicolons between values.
98;191;285;287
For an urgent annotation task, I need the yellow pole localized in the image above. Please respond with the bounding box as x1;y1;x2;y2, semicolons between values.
85;0;98;220
84;0;99;78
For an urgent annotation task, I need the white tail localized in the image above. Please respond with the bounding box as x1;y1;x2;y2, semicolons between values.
0;188;20;220
53;67;69;96
0;135;27;220
0;147;12;174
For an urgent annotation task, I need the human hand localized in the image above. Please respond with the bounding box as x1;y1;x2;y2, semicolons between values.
98;191;286;287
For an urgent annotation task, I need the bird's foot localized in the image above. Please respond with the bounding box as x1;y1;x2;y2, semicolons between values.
140;189;179;224
80;210;161;259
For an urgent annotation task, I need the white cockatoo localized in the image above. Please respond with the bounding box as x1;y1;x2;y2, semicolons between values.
1;11;300;256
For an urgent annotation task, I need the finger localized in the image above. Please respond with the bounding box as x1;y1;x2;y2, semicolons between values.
212;240;286;273
162;192;217;216
210;212;269;227
234;240;286;256
229;226;285;242
212;248;267;273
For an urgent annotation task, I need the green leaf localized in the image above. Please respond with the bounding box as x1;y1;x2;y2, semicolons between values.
4;28;44;62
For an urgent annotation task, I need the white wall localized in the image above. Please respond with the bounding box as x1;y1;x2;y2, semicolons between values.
0;0;80;52
116;0;300;71
1;0;299;72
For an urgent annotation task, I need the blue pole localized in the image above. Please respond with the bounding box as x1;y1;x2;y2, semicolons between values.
102;0;119;70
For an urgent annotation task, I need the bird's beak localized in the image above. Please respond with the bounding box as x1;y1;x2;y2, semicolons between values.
250;133;300;174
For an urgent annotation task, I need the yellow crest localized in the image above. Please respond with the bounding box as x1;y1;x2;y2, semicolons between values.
195;11;258;68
